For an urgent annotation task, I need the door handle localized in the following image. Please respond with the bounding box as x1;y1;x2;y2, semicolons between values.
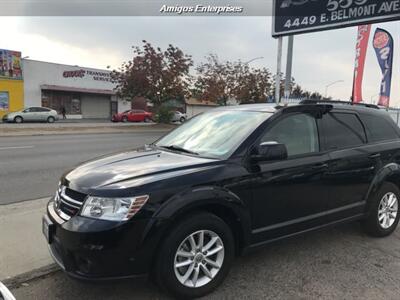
369;153;381;159
312;163;329;170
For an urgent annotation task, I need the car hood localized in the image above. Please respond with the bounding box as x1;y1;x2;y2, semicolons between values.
64;147;219;192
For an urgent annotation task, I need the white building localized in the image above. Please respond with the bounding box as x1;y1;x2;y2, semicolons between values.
185;98;218;118
23;59;130;119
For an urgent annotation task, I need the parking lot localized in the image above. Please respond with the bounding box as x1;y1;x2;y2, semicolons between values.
10;222;400;300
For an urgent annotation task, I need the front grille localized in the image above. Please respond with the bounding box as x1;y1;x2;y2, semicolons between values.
55;186;87;219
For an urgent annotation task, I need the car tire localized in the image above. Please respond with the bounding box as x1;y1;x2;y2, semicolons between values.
154;212;234;299
144;117;151;123
14;116;23;123
47;116;55;123
180;117;186;123
122;116;128;122
362;182;400;237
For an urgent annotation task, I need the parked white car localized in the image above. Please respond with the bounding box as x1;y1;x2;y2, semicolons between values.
2;107;59;123
171;111;187;123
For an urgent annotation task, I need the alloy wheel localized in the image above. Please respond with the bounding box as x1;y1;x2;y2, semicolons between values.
378;192;398;229
174;230;224;288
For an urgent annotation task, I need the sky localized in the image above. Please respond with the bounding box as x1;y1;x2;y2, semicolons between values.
1;16;400;106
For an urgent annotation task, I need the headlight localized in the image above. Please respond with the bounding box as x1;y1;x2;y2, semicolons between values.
80;195;149;221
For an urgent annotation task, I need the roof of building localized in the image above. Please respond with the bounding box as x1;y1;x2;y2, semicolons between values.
185;98;218;106
41;84;115;95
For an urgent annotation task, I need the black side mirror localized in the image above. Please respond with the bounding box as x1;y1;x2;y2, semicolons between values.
252;141;288;162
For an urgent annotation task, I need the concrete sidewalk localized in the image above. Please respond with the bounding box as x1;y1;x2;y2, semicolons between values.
0;198;55;281
0;123;175;137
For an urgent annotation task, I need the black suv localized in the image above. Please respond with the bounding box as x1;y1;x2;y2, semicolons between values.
43;101;400;298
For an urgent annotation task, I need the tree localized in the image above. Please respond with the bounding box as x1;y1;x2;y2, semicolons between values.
193;54;233;105
194;54;272;105
111;41;193;107
231;62;272;104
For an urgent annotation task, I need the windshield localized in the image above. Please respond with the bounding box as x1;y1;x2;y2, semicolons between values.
156;110;271;158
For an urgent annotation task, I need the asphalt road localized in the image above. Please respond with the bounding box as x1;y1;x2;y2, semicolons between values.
0;132;164;205
10;223;400;299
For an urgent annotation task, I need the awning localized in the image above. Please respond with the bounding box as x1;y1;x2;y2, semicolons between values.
41;84;116;95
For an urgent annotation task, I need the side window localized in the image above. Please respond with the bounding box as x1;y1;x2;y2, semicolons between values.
38;107;50;112
320;113;366;150
261;113;319;157
360;114;400;143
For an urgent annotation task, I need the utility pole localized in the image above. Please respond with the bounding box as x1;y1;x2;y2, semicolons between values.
275;37;283;104
284;35;294;101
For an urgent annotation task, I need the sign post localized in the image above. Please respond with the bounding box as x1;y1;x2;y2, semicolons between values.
275;36;283;103
284;35;294;99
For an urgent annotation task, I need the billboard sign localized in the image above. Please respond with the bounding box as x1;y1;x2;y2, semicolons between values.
273;0;400;37
0;49;23;80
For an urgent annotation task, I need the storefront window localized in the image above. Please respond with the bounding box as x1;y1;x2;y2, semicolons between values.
71;98;81;114
41;90;81;114
0;91;9;110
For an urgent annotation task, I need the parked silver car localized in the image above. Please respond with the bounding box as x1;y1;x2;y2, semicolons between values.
2;107;59;123
171;111;187;123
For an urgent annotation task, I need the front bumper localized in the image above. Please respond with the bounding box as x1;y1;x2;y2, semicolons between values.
44;200;167;280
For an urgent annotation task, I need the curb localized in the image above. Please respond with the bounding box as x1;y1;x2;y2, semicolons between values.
2;264;60;290
0;125;175;137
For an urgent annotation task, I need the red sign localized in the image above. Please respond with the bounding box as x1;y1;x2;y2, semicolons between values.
63;69;85;78
352;24;371;103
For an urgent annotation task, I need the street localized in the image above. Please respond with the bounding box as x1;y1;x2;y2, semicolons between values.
0;132;165;205
10;222;400;300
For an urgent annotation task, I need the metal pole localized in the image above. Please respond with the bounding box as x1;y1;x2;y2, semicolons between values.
275;37;283;104
284;35;294;101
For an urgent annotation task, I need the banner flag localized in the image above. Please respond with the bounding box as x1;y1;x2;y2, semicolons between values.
373;28;394;107
352;25;371;103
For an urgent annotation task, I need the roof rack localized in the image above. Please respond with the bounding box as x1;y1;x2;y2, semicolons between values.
299;99;380;109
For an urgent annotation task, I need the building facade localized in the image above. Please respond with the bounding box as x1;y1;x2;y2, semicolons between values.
0;49;24;118
23;59;130;119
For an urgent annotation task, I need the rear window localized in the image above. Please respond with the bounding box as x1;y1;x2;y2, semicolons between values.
320;112;366;150
360;114;399;143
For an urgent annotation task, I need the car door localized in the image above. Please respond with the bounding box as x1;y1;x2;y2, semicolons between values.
126;110;134;121
128;110;138;121
136;110;146;122
22;108;35;121
319;111;376;218
250;111;331;243
36;107;49;121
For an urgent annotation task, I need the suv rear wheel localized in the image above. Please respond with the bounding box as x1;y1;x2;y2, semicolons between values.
363;182;400;237
154;212;234;299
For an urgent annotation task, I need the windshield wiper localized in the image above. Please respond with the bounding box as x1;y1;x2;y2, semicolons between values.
160;145;199;155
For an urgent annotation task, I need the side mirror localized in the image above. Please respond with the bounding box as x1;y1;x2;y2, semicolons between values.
0;282;16;300
252;141;288;162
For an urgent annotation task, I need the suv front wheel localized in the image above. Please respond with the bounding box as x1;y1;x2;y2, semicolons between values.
154;212;234;299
